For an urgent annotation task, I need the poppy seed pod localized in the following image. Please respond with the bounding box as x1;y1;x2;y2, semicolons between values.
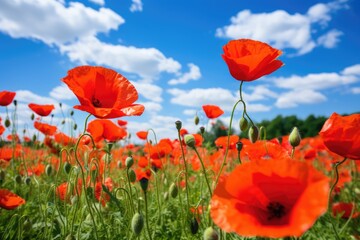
131;212;144;235
24;176;31;186
169;182;178;198
125;156;134;168
236;141;243;152
139;178;149;192
128;169;136;183
63;162;72;174
190;217;199;235
15;175;22;184
200;126;205;134
31;113;35;121
184;134;196;148
239;117;249;132
5;118;10;128
194;115;200;125
248;125;259;143
203;227;219;240
175;120;182;131
289;127;301;147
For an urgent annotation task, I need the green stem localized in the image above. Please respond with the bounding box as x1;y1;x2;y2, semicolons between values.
177;129;191;212
193;147;212;197
328;157;348;209
144;191;153;240
126;169;135;215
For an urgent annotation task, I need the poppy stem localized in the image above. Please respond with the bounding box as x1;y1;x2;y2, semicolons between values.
328;157;348;209
177;129;191;213
143;191;153;240
193;147;212;197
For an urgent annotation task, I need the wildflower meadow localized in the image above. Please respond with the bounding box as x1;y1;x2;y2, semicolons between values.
0;39;359;240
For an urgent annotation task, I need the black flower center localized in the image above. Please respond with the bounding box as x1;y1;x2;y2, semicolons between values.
267;201;286;220
92;96;102;107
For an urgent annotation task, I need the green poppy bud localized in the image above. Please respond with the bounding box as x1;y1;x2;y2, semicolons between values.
194;115;200;125
248;125;259;144
200;126;205;134
184;134;195;148
13;100;17;106
236;141;243;152
31;113;35;121
289;127;301;147
190;217;199;235
0;170;5;182
125;156;134;169
73;123;77;131
139;178;149;192
64;162;72;174
169;182;178;198
203;227;219;240
131;212;144;235
128;169;136;183
163;192;169;201
24;176;31;185
70;110;74;116
175;120;182;131
5;117;10;128
45;164;53;176
15;175;22;184
239;117;249;132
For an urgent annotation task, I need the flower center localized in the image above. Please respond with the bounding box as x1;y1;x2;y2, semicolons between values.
267;201;286;220
92;96;102;107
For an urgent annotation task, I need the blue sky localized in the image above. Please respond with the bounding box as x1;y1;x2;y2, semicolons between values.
0;0;359;141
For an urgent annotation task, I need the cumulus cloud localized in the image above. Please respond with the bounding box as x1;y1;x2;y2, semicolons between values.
341;64;360;76
0;0;123;45
215;0;347;55
242;85;278;101
275;89;327;108
139;101;162;113
168;63;201;85
60;36;181;81
50;84;76;100
131;81;163;102
130;0;143;12
351;87;360;94
89;0;105;6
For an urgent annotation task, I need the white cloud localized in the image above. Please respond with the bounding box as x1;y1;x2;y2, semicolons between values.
131;81;163;102
183;109;197;116
139;101;162;113
130;0;143;12
168;63;201;85
89;0;105;6
351;87;360;94
0;0;123;45
215;0;347;55
50;83;76;100
341;64;360;76
60;36;181;81
242;85;278;101
276;89;327;108
317;29;343;48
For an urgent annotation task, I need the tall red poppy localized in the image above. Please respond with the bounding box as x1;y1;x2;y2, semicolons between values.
62;66;145;119
222;39;283;81
0;91;16;106
28;103;55;117
0;189;26;210
34;121;57;136
202;105;224;119
319;112;360;160
117;119;128;126
210;156;329;238
87;119;127;142
136;131;148;140
332;202;360;219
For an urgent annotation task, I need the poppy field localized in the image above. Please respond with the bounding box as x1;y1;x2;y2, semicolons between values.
0;39;359;240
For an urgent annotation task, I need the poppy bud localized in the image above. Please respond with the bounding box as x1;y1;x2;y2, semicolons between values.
59;102;62;108
0;170;5;182
203;227;219;240
51;114;54;118
63;162;72;174
184;134;195;148
5;117;10;128
175;120;182;131
125;156;134;169
190;217;199;235
169;182;178;198
163;192;169;201
194;115;200;125
31;113;35;121
239;117;248;132
139;178;149;192
117;160;122;168
131;212;144;235
70;110;74;116
13;100;17;106
71;196;78;205
15;175;22;184
200;126;205;134
289;127;301;147
46;164;53;176
73;123;77;131
128;169;136;182
24;176;31;185
248;125;259;144
236;141;243;152
61;120;65;125
32;134;37;142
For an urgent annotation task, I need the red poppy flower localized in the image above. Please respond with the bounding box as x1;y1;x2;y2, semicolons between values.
87;119;127;142
202;105;224;119
95;177;114;206
319;112;360;160
34;121;57;136
0;91;16;106
136;131;148;140
215;135;239;149
210;156;329;238
179;128;188;136
222;39;283;81
117;120;128;126
332;202;360;219
62;66;145;119
0;189;26;210
28;103;55;117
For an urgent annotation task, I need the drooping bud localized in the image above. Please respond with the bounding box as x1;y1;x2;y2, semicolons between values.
15;175;22;184
13;100;17;106
139;178;149;192
163;192;169;201
194;115;200;125
73;123;77;131
32;134;37;142
125;156;134;169
239;117;249;132
175;120;182;131
63;162;72;174
190;217;199;235
184;134;195;148
200;126;205;134
5;117;10;128
70;110;74;116
131;212;144;235
31;113;35;121
169;182;178;198
128;169;136;182
236;141;243;152
259;126;266;140
59;102;62;108
45;164;53;176
24;176;31;185
203;227;219;240
61;120;66;125
289;127;301;147
248;125;259;144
